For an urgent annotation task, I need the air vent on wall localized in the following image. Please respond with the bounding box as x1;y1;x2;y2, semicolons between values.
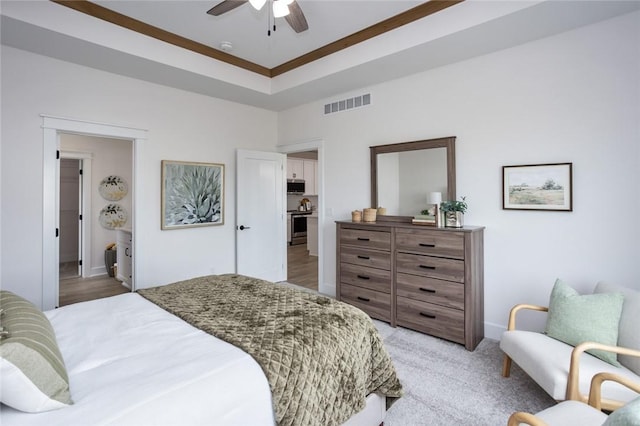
324;93;371;115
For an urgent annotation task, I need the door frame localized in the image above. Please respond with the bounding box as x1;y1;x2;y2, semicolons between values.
42;115;147;310
277;139;325;294
60;152;92;278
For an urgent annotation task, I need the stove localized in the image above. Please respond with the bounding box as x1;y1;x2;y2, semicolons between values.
289;211;312;245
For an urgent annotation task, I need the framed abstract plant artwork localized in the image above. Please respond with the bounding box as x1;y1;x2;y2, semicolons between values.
161;160;225;229
503;163;573;211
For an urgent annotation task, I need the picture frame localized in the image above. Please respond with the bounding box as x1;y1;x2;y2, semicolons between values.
161;160;225;229
502;163;572;211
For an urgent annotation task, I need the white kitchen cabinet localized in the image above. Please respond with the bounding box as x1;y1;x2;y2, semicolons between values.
116;228;133;289
303;160;317;195
287;213;292;244
287;158;304;180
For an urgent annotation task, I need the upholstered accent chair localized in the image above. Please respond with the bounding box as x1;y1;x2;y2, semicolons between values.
501;281;640;411
508;372;640;426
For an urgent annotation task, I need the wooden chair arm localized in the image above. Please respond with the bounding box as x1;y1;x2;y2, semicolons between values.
507;411;549;426
508;373;640;426
567;342;640;410
507;304;548;331
588;372;640;410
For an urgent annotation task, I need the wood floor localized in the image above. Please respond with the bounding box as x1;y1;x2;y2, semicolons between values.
287;243;318;291
59;265;130;307
59;245;318;306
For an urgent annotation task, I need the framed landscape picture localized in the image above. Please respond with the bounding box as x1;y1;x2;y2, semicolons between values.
502;163;572;211
161;160;225;229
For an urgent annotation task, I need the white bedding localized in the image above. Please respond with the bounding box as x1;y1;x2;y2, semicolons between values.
0;293;275;426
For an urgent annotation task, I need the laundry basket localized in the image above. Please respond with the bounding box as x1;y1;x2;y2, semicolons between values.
104;248;117;277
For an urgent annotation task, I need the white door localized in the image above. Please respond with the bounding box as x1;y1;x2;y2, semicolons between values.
236;150;286;282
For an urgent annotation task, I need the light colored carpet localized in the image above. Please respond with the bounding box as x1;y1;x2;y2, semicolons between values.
277;281;555;424
373;320;556;425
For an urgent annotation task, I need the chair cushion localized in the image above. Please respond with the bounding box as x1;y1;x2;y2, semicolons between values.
535;400;607;426
501;330;639;403
603;396;640;426
595;282;640;375
0;291;73;412
545;279;623;366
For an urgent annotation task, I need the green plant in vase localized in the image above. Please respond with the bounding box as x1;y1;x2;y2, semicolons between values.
440;196;467;228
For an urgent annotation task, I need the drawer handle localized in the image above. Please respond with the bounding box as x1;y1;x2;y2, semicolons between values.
419;312;436;319
419;243;435;248
357;255;370;260
357;237;370;241
419;287;436;293
357;275;370;280
357;296;370;302
419;265;436;270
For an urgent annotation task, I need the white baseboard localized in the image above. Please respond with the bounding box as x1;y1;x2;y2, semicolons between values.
484;321;506;341
88;266;108;278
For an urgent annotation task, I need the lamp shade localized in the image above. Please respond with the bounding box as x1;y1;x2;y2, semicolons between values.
273;0;290;17
427;192;442;205
249;0;267;10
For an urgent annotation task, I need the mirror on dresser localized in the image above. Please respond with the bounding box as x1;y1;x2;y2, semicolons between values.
370;136;456;218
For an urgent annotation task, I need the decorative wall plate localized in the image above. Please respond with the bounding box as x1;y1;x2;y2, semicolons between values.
99;175;128;201
99;204;128;229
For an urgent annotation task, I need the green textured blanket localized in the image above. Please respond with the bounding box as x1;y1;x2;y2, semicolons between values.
138;274;402;426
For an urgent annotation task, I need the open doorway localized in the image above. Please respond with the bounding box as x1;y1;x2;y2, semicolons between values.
42;115;146;311
57;133;132;306
285;150;319;291
59;158;82;280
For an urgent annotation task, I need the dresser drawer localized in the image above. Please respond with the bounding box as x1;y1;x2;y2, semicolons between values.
340;284;391;322
396;273;464;310
340;246;391;270
396;296;464;344
340;228;391;251
396;252;465;283
396;228;464;259
340;263;391;293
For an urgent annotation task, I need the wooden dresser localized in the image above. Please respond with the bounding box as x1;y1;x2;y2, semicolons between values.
336;221;484;350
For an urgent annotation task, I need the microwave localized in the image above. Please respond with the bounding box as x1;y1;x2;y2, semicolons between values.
287;179;305;194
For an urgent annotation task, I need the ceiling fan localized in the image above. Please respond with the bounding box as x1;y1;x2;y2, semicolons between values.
207;0;309;34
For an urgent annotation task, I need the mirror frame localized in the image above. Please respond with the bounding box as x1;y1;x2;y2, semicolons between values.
370;136;456;221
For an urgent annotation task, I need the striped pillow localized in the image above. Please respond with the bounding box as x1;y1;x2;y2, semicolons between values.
0;290;73;412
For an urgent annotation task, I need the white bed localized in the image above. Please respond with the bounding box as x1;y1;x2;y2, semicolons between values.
0;292;387;426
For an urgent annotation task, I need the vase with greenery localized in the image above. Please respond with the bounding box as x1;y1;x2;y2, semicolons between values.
439;196;467;228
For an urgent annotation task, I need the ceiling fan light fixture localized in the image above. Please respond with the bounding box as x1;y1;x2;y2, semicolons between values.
272;0;290;18
249;0;267;11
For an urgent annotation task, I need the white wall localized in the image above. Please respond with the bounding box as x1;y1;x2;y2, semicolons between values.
1;46;277;308
61;134;133;276
278;11;640;338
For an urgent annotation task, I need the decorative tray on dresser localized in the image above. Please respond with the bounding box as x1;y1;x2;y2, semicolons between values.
336;221;484;351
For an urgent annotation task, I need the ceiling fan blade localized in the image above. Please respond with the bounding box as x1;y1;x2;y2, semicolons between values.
284;1;309;33
206;0;248;16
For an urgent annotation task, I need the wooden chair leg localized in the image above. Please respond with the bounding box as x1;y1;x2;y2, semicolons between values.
502;354;512;377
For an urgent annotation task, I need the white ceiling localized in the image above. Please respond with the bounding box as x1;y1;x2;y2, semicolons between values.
2;1;639;111
93;0;426;69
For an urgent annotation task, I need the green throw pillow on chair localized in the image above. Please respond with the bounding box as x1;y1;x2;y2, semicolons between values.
603;396;640;426
545;279;624;366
